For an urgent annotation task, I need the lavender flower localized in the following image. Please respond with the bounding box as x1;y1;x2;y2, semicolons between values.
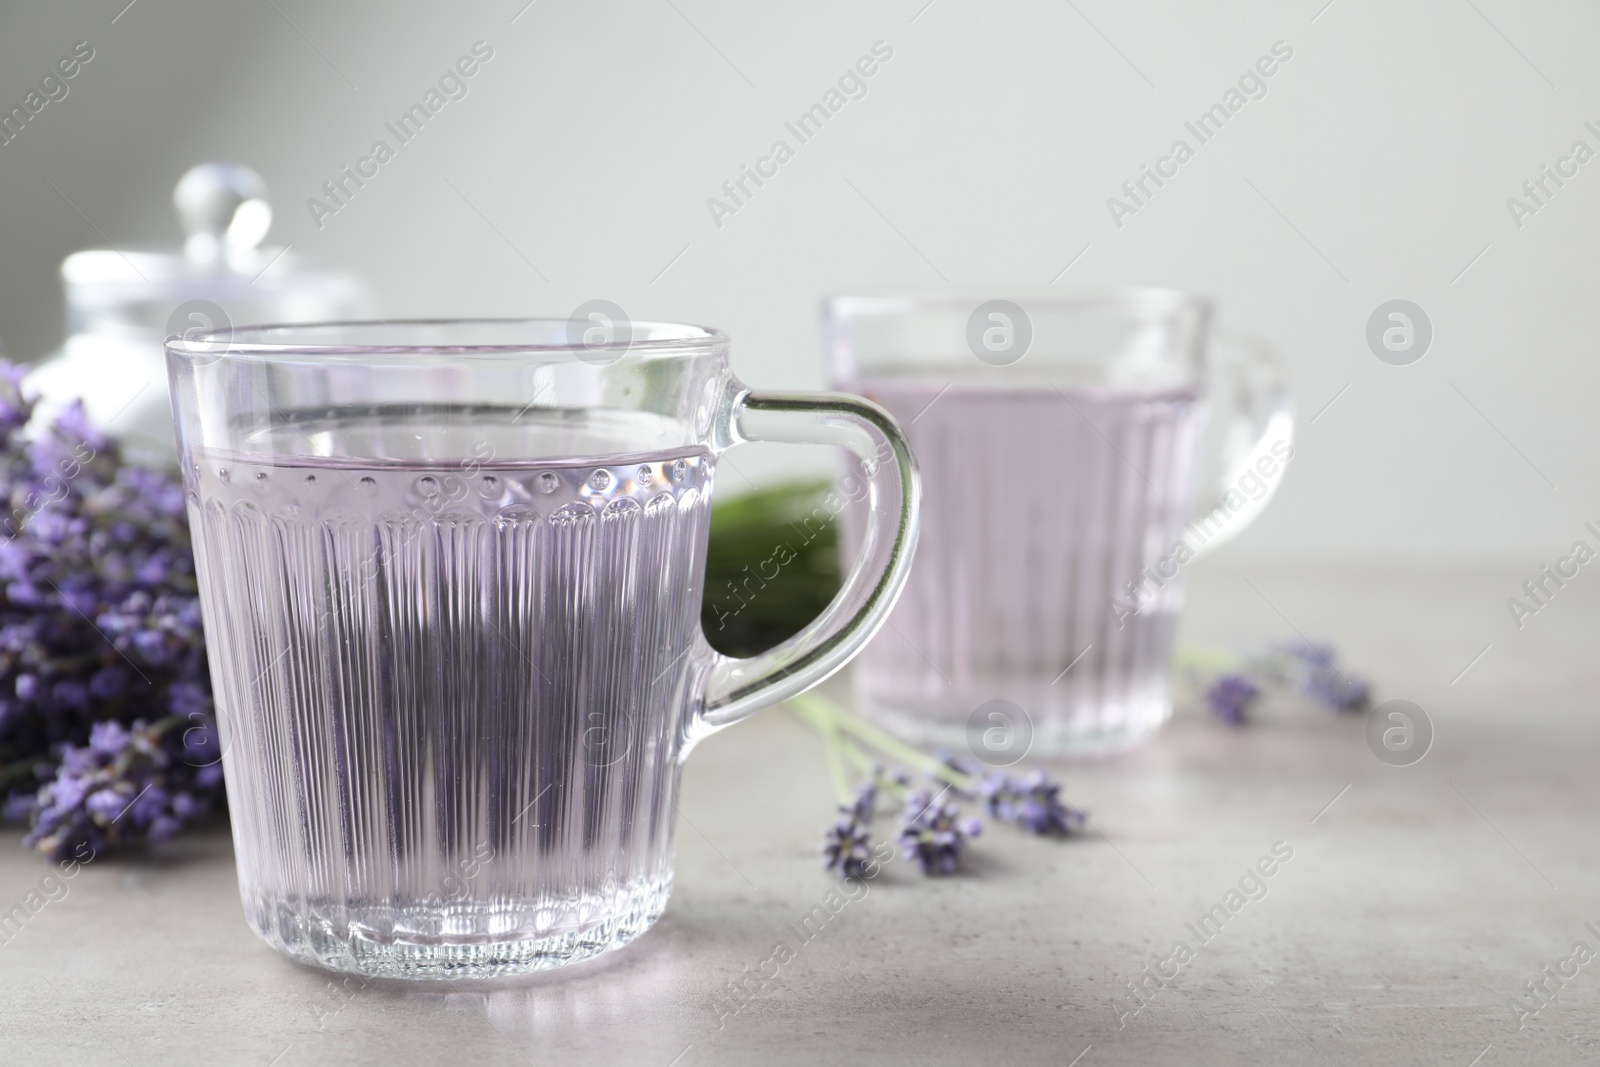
1281;642;1370;712
22;717;214;861
977;769;1086;836
896;788;981;876
821;777;877;879
1205;674;1260;726
1186;641;1374;725
935;752;1086;836
0;364;221;858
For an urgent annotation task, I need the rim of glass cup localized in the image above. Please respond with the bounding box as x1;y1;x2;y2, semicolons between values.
823;286;1213;320
164;317;730;362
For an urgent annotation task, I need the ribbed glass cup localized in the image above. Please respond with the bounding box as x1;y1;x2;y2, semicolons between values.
167;319;919;979
829;292;1291;755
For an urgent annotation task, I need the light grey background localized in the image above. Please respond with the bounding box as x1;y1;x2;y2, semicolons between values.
0;0;1594;564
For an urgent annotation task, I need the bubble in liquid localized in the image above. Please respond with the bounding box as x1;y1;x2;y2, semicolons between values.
636;465;653;485
217;468;230;484
589;469;612;491
536;471;559;494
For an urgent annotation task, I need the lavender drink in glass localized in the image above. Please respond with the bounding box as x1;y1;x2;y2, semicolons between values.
167;320;920;979
828;292;1292;755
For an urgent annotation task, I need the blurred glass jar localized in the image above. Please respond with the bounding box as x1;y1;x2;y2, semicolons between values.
28;163;374;466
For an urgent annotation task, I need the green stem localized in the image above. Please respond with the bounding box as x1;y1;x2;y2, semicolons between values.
788;697;851;805
820;719;851;806
841;743;875;778
834;741;918;818
147;714;188;737
1172;646;1247;673
786;692;977;794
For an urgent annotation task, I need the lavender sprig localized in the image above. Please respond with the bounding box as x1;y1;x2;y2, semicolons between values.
1205;674;1260;727
939;753;1087;837
821;777;877;879
795;693;1083;881
0;361;221;859
895;788;981;877
1180;640;1373;725
23;718;218;861
977;769;1086;836
1278;641;1370;712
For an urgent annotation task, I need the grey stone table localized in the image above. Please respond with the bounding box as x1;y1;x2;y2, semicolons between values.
4;566;1598;1065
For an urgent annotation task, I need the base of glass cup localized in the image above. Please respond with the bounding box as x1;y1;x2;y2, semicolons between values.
853;678;1174;757
240;875;673;981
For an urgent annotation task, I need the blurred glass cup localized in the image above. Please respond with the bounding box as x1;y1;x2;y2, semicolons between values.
828;290;1292;756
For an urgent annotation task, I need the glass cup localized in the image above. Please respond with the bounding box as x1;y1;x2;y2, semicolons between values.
165;319;919;979
828;291;1291;755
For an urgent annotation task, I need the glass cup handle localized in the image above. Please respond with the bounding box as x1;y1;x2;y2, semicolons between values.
1188;330;1295;558
697;389;921;731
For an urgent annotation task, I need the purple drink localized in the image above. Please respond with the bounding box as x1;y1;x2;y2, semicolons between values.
169;317;922;979
840;379;1205;751
188;443;713;976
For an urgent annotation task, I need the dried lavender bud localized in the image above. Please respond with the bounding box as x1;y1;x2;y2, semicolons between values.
1205;674;1261;727
933;749;980;799
896;788;978;876
977;769;1087;836
821;816;874;880
821;777;878;879
1278;641;1371;713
